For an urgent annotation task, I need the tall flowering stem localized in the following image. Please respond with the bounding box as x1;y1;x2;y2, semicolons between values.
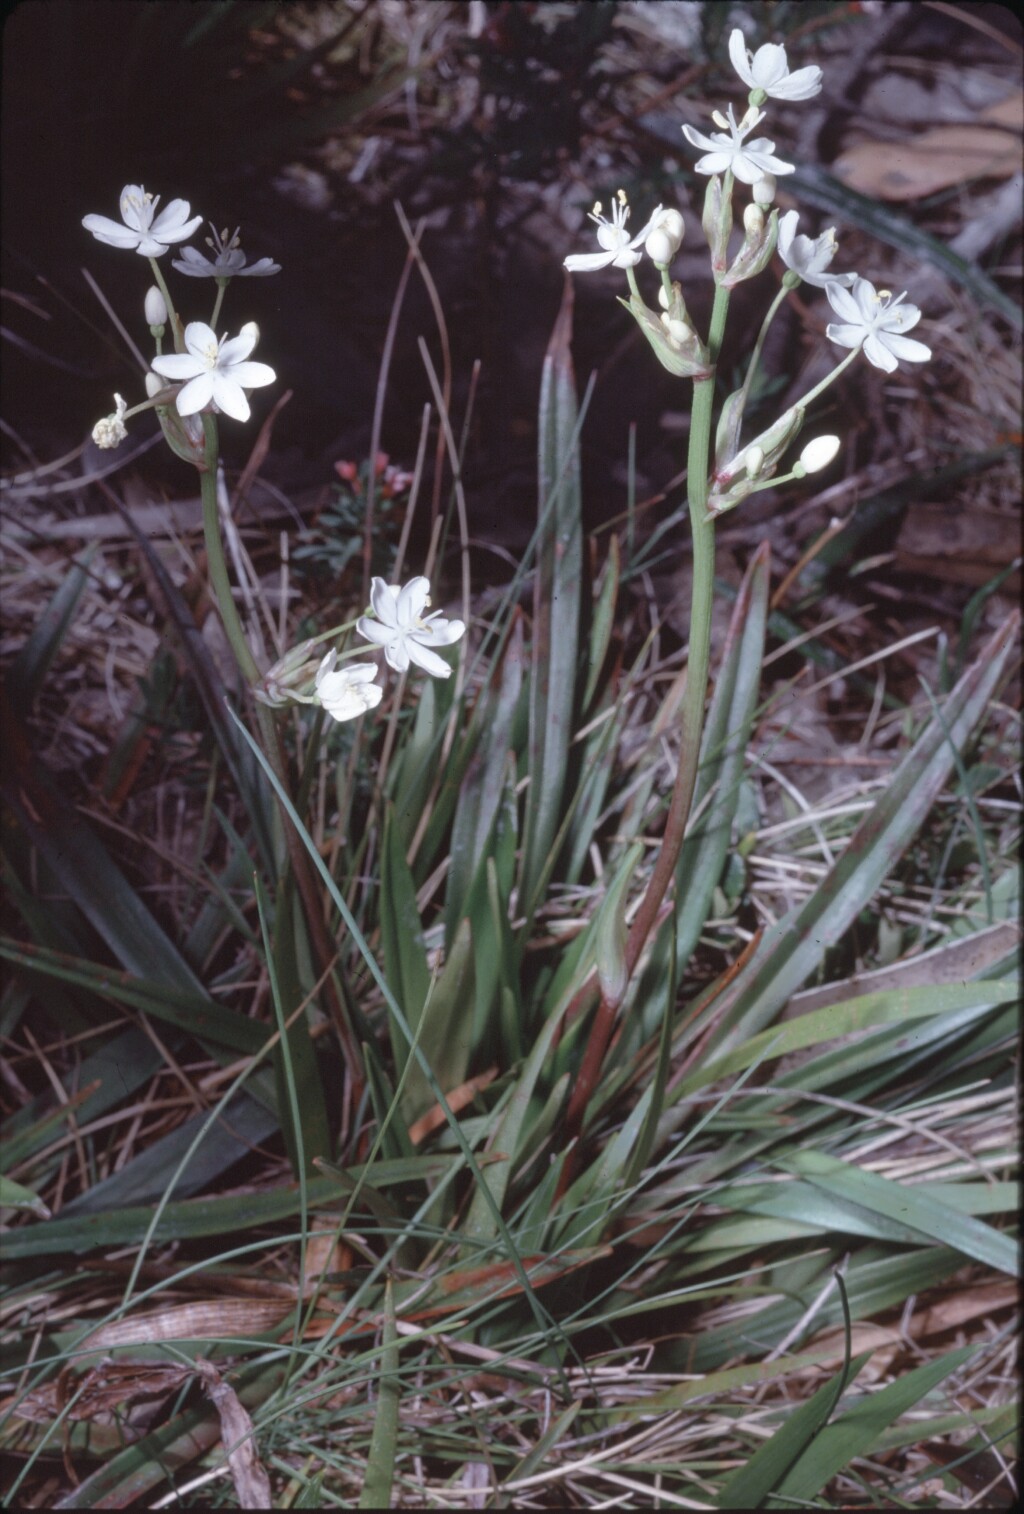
563;285;730;1147
197;416;365;1094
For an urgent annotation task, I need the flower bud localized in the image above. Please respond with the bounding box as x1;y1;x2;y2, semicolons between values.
145;371;165;399
743;203;764;237
645;208;685;266
145;286;168;326
752;174;776;206
622;290;711;379
799;435;841;474
744;445;765;479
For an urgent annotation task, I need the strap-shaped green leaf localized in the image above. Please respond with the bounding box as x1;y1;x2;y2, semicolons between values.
519;280;583;921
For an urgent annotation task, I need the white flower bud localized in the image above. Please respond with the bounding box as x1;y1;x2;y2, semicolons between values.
799;435;841;474
145;286;168;326
145;371;165;398
751;174;776;206
743;203;764;238
644;209;685;266
744;445;765;479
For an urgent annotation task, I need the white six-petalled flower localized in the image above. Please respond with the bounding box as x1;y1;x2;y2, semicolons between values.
356;576;466;679
151;320;276;422
825;277;931;372
777;210;856;288
728;28;823;101
172;225;281;279
682;105;795;184
82;185;203;258
564;191;664;272
314;654;383;723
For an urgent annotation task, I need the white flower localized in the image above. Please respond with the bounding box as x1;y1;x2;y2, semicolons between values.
644;208;685;266
564;191;664;272
799;435;841;473
825;278;931;372
150;321;276;422
682;105;795;184
356;576;466;679
314;654;383;723
728;28;823;101
91;394;128;449
778;211;855;288
172;225;281;278
82;185;202;258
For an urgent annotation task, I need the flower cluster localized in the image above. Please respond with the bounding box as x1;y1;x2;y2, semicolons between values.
84;186;280;449
561;25;932;513
258;575;467;725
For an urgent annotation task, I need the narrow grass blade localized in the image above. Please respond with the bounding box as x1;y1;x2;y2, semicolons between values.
779;1149;1018;1276
358;1280;400;1509
446;617;524;938
6;546;96;708
264;872;332;1176
674;539;769;967
672;980;1018;1100
2;1163;463;1259
717;1355;871;1509
519;279;583;920
380;807;431;1088
581;535;619;715
705;613;1018;1057
766;1346;977;1507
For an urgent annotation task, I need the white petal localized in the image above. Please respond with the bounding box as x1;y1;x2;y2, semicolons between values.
82;213;140;248
771;63;822;101
210;373;250;422
825;282;864;323
356;616;392;649
777;209;798;260
416;617;465;648
751;43;788;88
228;360;276;390
879;332;931;364
861;334;900;372
406;641;452;678
175;372;215;416
151;352;206;381
682;123;719;153
368;578;398;624
397;576;431;625
825;322;865;352
728;29;754;87
182;321;218;358
382;638;411;674
219;331;257;366
564;247;622;271
238;257;281;277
